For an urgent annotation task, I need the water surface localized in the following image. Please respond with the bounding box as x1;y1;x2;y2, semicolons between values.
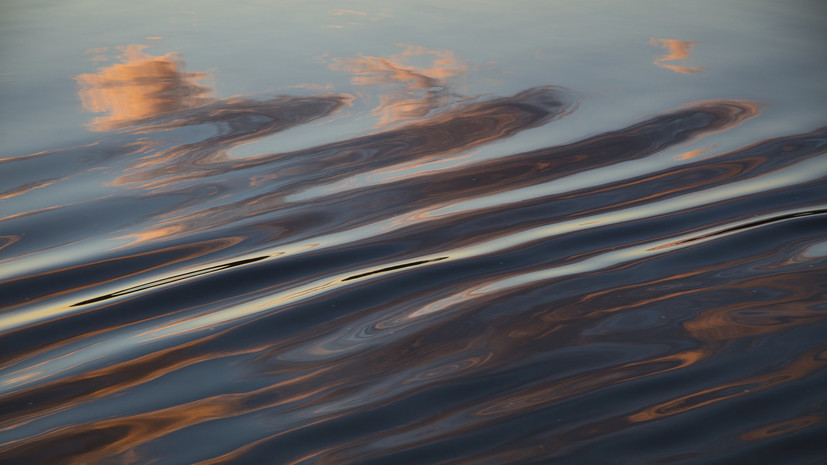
1;1;826;464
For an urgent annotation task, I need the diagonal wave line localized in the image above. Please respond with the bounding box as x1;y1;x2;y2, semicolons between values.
409;205;827;318
0;155;823;339
0;161;823;395
2;204;822;395
70;256;269;307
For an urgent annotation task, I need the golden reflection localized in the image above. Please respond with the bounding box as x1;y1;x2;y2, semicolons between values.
76;45;212;131
676;147;712;160
650;38;704;74
0;235;21;252
740;415;824;441
682;271;826;342
0;361;343;465
330;43;467;125
0;179;58;200
628;348;826;423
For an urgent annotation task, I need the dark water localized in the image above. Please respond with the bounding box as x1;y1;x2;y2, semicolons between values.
1;1;827;464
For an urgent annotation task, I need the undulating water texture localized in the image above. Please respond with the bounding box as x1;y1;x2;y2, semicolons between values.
1;1;826;464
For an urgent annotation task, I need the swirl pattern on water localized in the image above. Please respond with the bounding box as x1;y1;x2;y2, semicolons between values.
0;45;826;465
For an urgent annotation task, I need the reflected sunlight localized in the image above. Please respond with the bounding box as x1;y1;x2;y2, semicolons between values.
650;38;704;74
75;45;212;131
330;43;467;125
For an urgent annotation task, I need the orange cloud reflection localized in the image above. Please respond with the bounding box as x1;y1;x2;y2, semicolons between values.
650;38;704;74
76;45;212;131
330;43;468;125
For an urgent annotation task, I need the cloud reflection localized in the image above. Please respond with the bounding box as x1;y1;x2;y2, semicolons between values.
75;45;212;131
330;43;467;125
650;38;704;74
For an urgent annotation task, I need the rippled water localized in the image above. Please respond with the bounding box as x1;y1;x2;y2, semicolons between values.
2;1;826;464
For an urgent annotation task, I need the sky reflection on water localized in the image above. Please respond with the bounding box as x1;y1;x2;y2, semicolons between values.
1;1;826;464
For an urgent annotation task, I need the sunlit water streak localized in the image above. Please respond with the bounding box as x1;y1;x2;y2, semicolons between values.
1;3;827;464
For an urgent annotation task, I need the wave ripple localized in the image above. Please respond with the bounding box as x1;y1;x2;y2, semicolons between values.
1;69;826;465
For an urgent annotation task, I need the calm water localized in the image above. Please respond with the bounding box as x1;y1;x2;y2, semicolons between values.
1;1;826;464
